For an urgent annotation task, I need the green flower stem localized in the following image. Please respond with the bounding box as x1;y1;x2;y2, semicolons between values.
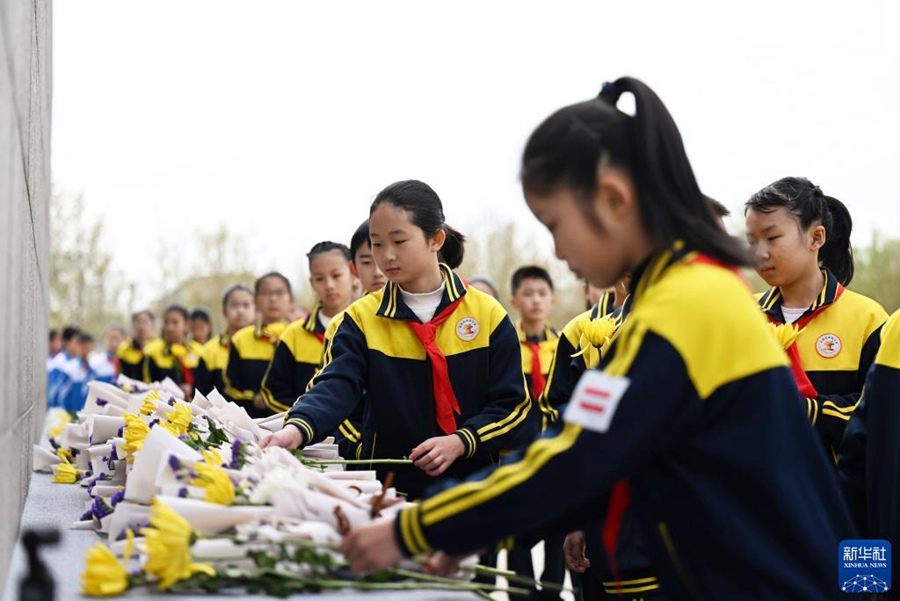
299;457;414;466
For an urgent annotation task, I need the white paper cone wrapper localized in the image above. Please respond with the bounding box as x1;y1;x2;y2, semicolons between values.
83;381;130;415
280;521;342;545
125;427;201;504
92;485;122;498
160;377;184;398
108;503;151;541
301;444;340;459
156;495;275;534
60;423;90;450
70;520;95;531
75;449;91;471
88;415;126;444
254;412;286;433
33;446;61;472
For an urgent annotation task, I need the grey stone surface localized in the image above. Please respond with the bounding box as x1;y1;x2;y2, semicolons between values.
5;475;478;600
0;0;52;593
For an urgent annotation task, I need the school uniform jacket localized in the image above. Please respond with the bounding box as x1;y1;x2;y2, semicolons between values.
540;291;622;423
759;270;888;453
194;335;231;396
117;338;152;381
223;322;287;417
394;244;856;600
506;322;559;451
285;265;531;499
260;306;328;414
141;339;204;384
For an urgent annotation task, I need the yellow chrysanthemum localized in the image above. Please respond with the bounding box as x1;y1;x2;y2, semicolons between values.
47;409;72;440
139;391;160;416
52;462;80;484
163;401;193;436
141;500;215;590
201;448;224;467
80;543;129;597
769;322;802;350
56;447;73;463
572;314;618;369
191;462;235;506
122;414;150;462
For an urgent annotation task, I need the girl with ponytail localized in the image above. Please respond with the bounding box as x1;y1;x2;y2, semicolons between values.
745;178;887;458
339;78;855;600
262;180;532;501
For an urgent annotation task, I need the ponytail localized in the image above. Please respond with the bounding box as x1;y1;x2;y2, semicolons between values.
745;177;855;285
522;76;748;267
820;195;854;284
439;225;466;269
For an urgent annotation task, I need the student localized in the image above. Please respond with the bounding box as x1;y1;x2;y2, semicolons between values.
47;327;82;409
117;310;157;381
745;178;888;461
349;219;387;294
260;242;356;414
338;78;856;600
843;310;900;592
194;285;255;396
142;305;204;397
89;326;126;384
189;308;213;346
48;329;62;360
262;179;531;500
470;277;500;300
224;273;293;417
507;265;565;598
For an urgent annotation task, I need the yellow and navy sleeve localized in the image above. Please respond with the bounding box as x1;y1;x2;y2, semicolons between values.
394;330;700;557
539;309;590;423
452;315;533;459
317;313;365;460
284;312;367;446
839;309;900;536
260;339;304;413
223;342;255;402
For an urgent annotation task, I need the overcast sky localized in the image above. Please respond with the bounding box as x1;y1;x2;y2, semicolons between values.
52;1;900;305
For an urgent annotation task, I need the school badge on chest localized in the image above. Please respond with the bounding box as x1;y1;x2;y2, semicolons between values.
816;333;842;358
456;317;479;341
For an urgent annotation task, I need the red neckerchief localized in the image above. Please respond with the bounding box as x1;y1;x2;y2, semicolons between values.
766;285;845;398
406;296;466;435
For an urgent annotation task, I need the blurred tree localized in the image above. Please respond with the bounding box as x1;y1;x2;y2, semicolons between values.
49;190;127;336
852;233;900;313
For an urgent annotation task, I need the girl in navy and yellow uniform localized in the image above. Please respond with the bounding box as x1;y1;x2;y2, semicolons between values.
262;180;531;501
142;305;204;397
117;309;157;381
260;242;355;414
223;273;293;417
193;284;255;396
745;179;888;470
338;77;856;600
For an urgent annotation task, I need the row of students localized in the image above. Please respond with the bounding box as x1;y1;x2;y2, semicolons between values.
47;326;126;411
289;77;875;601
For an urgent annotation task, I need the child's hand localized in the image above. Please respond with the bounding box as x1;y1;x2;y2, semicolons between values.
260;424;304;450
340;519;403;573
564;530;591;572
253;393;267;410
410;434;465;477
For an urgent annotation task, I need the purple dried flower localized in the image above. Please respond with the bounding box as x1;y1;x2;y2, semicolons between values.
116;426;124;438
230;438;243;469
149;419;159;428
109;446;119;461
80;509;93;521
168;455;181;471
178;487;188;498
168;397;176;406
110;488;126;506
96;398;109;407
91;496;114;520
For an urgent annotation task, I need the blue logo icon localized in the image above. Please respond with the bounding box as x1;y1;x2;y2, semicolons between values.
839;539;891;594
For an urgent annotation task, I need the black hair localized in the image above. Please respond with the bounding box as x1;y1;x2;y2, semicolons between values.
469;277;499;298
706;196;731;218
307;241;352;265
49;329;60;342
511;266;555;295
221;284;253;309
78;332;94;344
745;177;854;285
132;309;154;322
521;76;748;267
350;220;372;261
370;180;467;269
163;304;189;321
254;272;292;297
62;326;80;342
190;308;212;324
